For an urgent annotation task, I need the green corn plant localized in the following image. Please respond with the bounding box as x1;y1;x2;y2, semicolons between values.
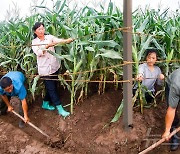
0;1;179;117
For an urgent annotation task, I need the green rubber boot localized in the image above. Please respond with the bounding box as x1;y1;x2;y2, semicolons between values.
56;105;70;117
42;101;55;110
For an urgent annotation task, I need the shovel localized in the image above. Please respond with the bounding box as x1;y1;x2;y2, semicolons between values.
12;110;65;148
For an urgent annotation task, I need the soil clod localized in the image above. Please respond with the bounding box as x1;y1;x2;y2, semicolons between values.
45;136;65;149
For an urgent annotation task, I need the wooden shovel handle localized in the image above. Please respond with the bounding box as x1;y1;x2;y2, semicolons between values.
12;110;49;138
139;126;180;154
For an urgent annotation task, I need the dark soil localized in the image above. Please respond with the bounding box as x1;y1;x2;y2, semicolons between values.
0;89;180;154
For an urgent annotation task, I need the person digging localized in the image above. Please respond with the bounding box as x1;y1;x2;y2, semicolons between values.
162;68;180;151
0;71;29;128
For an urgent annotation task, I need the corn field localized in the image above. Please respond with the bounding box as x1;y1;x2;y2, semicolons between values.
0;0;179;116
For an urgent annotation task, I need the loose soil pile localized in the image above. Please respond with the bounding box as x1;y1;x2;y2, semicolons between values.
0;89;180;154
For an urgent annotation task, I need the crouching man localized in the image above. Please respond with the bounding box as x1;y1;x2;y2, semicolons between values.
0;71;30;128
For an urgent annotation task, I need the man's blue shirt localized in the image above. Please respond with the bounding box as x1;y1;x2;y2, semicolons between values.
0;71;27;100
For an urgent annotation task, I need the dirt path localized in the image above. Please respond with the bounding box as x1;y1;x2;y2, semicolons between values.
0;90;180;154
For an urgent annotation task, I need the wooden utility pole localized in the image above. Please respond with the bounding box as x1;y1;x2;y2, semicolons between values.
123;0;133;130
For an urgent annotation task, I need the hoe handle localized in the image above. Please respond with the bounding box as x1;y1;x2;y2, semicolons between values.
12;110;49;138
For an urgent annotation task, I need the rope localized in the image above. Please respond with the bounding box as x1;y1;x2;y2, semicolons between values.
0;70;167;83
0;59;177;78
125;30;180;43
0;26;131;49
0;26;180;49
0;59;179;81
34;77;134;83
0;22;179;82
139;126;180;154
31;59;180;77
73;27;132;40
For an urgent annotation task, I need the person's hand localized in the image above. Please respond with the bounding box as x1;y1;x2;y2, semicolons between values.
24;115;30;123
46;42;56;49
136;74;144;81
162;130;171;141
7;105;13;112
159;74;165;80
66;38;74;44
63;70;70;75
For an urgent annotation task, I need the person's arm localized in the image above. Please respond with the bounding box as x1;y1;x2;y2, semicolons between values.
17;85;29;122
21;98;29;123
50;36;74;47
56;38;74;44
32;39;48;56
0;95;13;111
162;106;176;140
32;46;46;56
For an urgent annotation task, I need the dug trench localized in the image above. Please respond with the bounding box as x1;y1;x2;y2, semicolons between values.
0;88;180;154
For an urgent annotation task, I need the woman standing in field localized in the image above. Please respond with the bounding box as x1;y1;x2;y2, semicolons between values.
32;22;73;117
